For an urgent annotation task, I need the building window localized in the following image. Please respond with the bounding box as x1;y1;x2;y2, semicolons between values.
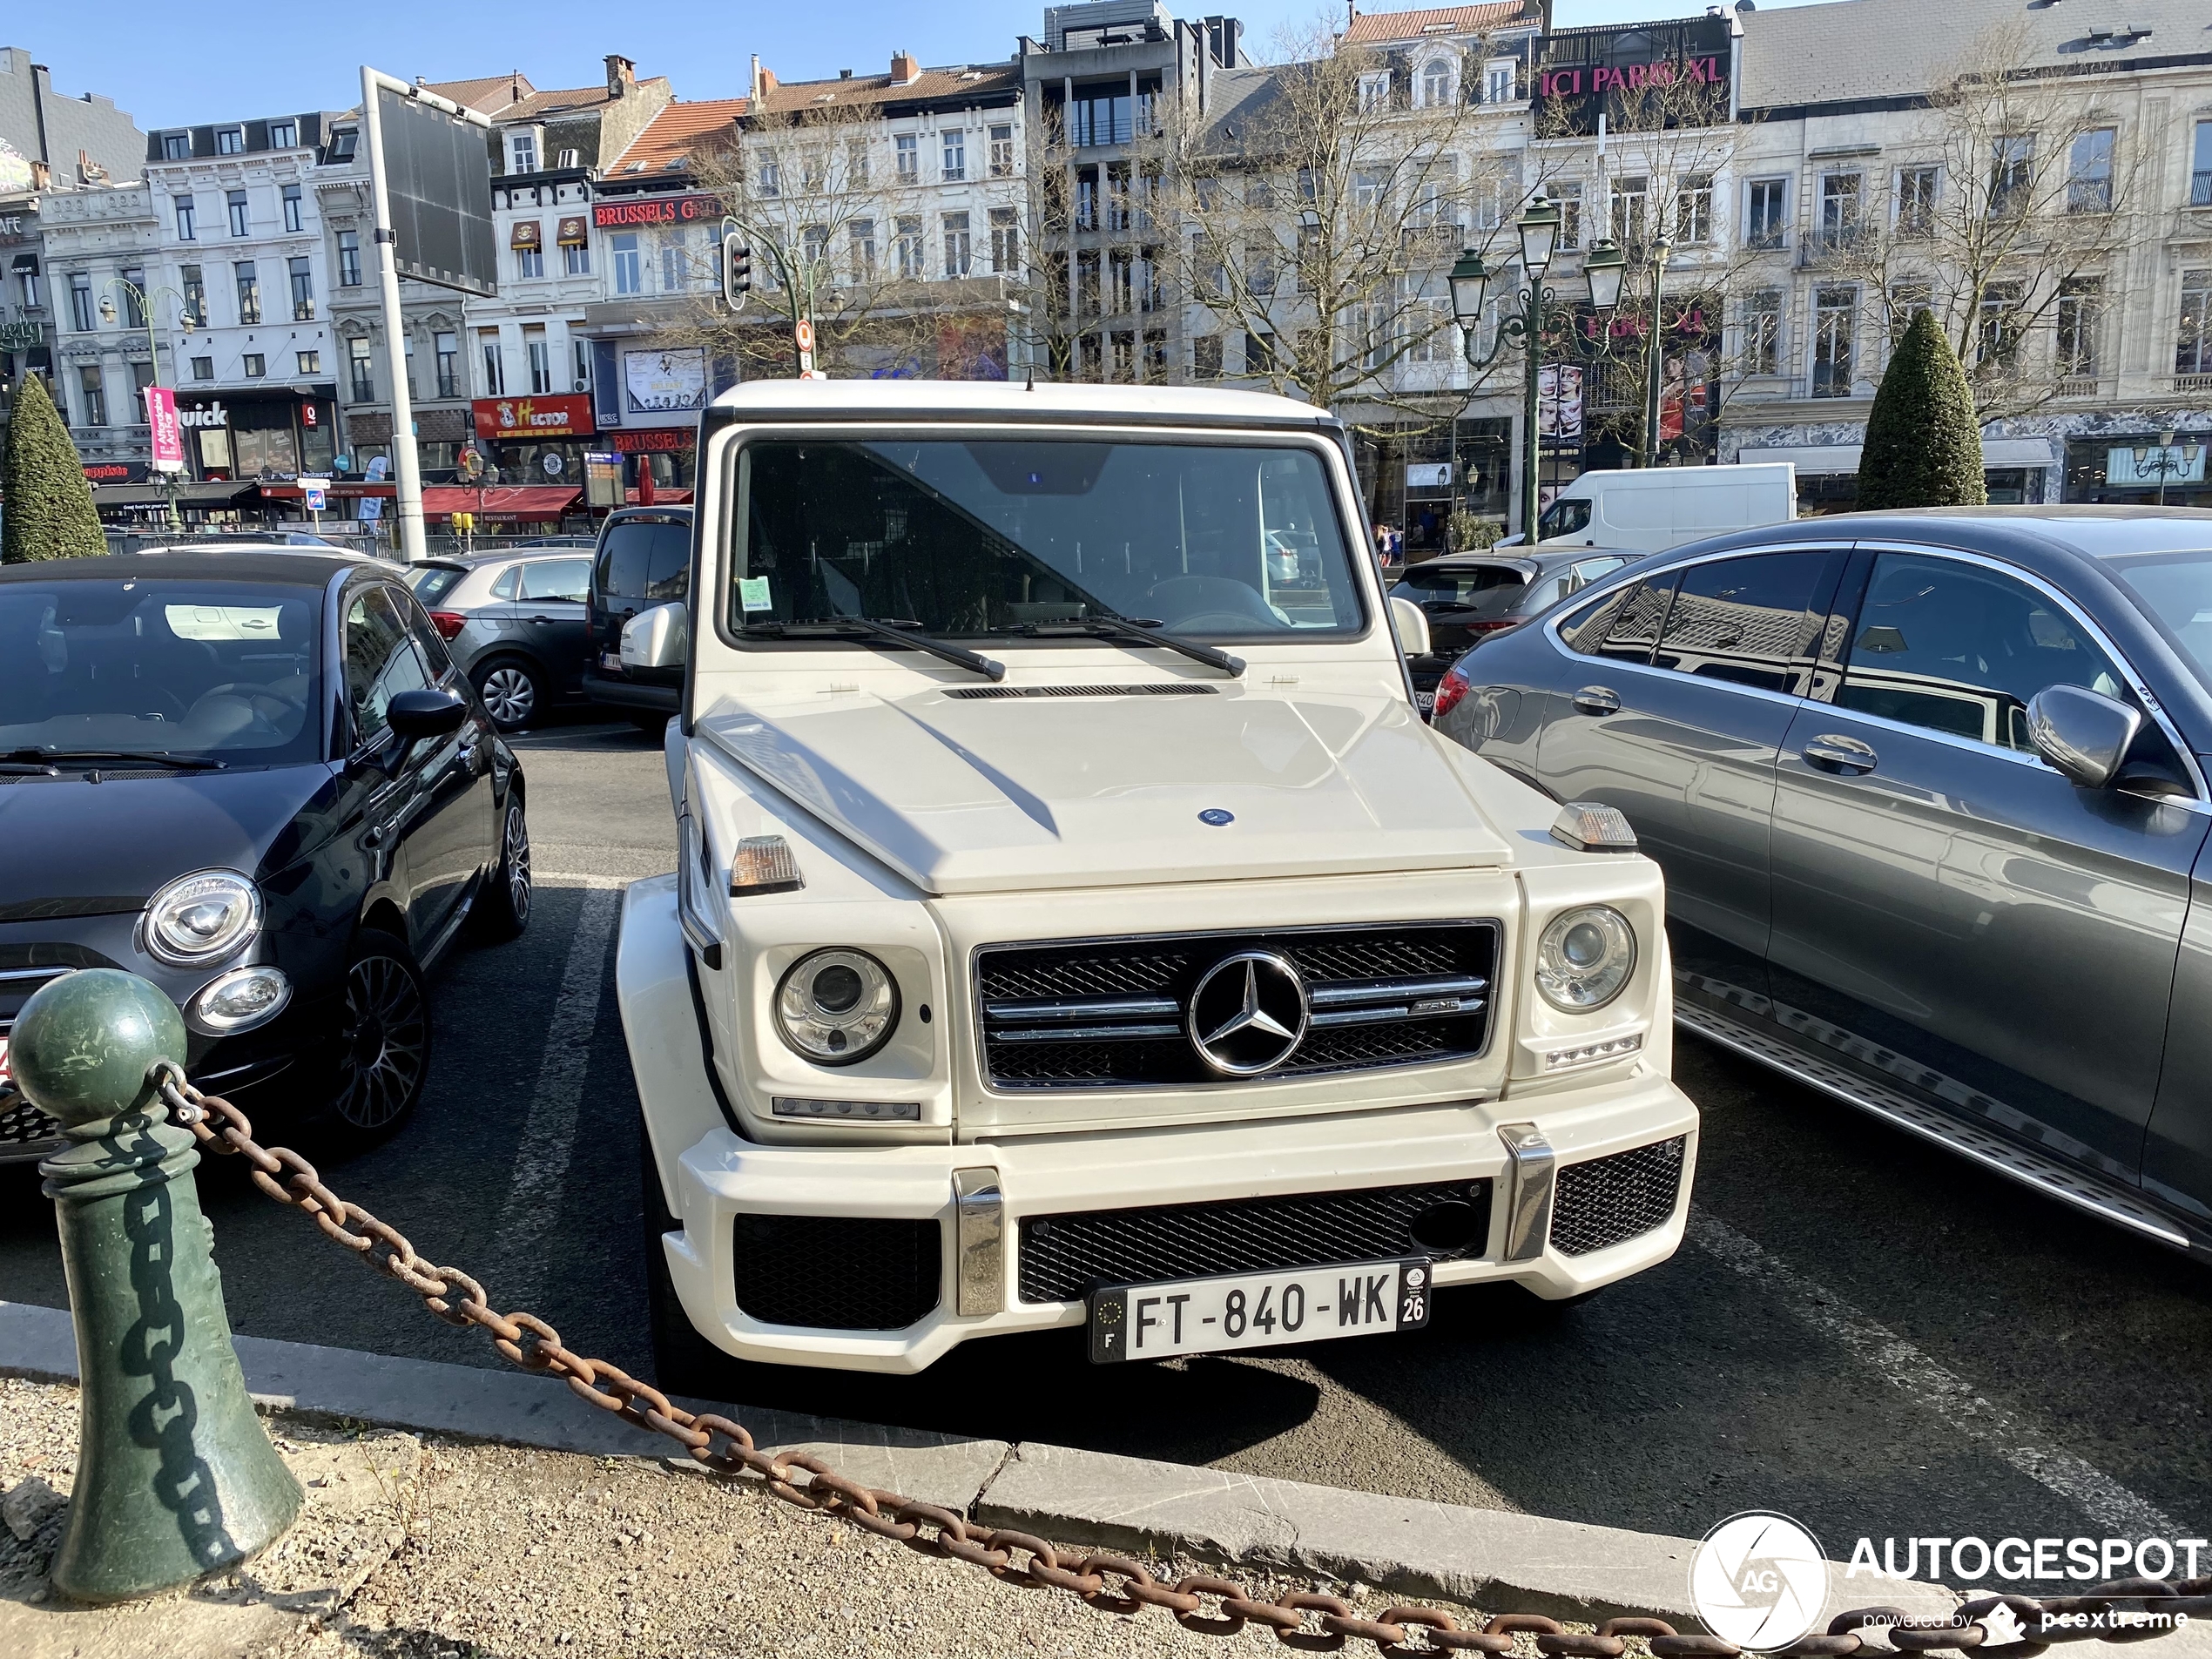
989;124;1015;178
1486;60;1516;105
2178;270;2212;374
510;132;538;174
228;189;250;237
328;128;358;162
191;354;213;380
78;366;105;426
1742;289;1782;376
1886;280;1932;350
1610;176;1649;247
517;245;543;279
175;194;196;240
2195;122;2212;208
1989;135;2033;218
1894;165;1938;237
15;263;37;308
612;233;642;294
850;219;878;282
896;134;919;184
69;273;95;333
1552;181;1582;250
120;269;146;327
1676;174;1713;244
289;256;314;320
234;261;260;325
1818;172;1861;249
403;333;417;398
755;158;781;198
942;130;966;182
242;353;266;378
1244;330;1275;376
2067;129;2114;214
1978;280;2025;368
180;266;204;325
1069;83;1139;146
1352;167;1386;212
524;325;552;395
270;120;296;150
1358;71;1390;113
216;127;244;155
573;338;591;392
297;349;320;374
479;328;504;395
661;227;687;292
435;332;459;399
2057;278;2101;379
283;184;303;233
1192;334;1223;380
564;239;590;275
162;132;189;159
337;231;361;287
989;206;1020;275
348;337;374;401
1746;177;1788;248
1245;236;1278;296
895;217;924;280
940;212;972;278
1812;286;1856;396
1420;58;1453;109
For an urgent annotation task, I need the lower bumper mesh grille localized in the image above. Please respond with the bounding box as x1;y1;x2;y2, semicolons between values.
732;1214;942;1331
1017;1179;1492;1305
1549;1136;1686;1257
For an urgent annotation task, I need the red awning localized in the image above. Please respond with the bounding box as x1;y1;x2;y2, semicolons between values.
421;485;583;522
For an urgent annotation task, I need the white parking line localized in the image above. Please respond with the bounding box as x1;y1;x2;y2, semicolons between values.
489;883;622;1305
1689;1212;2178;1538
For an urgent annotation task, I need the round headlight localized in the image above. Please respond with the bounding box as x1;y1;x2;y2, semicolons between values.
188;966;293;1034
773;949;900;1066
144;870;261;967
1534;906;1636;1012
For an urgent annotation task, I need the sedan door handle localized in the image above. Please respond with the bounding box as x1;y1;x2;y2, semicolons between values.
528;615;555;624
1572;686;1622;716
1802;734;1878;774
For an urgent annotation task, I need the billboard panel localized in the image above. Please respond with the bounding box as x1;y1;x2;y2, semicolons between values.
378;86;497;296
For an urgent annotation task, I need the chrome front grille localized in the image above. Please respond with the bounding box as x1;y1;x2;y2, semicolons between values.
975;922;1497;1089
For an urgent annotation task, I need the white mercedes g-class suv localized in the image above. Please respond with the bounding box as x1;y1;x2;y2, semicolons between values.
616;379;1696;1379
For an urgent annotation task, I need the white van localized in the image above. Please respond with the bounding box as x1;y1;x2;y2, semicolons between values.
1521;463;1797;555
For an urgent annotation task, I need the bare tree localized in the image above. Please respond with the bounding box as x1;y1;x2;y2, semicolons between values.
1804;22;2143;422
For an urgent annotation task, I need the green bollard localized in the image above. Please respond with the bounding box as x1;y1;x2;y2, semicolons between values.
12;968;303;1602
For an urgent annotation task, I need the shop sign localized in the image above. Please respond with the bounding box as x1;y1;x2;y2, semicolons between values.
606;427;694;455
177;399;229;428
0;320;40;350
1406;463;1453;489
472;393;596;439
84;461;150;484
623;347;706;414
591;193;724;229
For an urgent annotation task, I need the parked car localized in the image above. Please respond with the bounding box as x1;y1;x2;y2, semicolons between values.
1393;550;1635;708
1500;463;1797;556
585;507;692;732
1433;505;2212;1254
127;536;368;556
0;550;529;1166
407;550;594;731
616;379;1696;1384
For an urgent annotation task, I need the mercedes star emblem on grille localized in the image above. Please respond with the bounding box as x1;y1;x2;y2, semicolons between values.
1187;950;1309;1076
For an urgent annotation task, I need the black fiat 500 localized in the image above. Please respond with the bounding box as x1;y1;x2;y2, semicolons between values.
0;552;530;1164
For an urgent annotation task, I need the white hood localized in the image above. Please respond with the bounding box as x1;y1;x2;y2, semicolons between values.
697;686;1513;894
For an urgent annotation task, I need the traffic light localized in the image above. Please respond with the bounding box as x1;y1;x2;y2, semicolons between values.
722;233;752;308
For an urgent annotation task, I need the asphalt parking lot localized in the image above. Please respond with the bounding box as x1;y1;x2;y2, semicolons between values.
3;715;2206;1576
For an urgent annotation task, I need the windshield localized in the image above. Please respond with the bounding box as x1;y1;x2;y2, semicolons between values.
0;578;322;765
1393;564;1527;617
2106;550;2212;694
1537;496;1592;539
729;438;1362;641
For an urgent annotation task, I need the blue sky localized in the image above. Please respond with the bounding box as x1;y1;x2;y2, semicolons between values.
16;0;1828;131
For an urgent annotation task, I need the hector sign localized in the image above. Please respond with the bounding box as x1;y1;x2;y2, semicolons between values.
472;394;595;439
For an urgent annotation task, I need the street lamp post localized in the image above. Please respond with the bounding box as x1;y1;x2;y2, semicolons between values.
1452;192;1626;544
98;277;193;535
1640;233;1672;469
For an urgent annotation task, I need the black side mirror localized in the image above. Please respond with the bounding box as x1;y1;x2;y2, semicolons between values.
2027;684;2141;790
387;687;469;743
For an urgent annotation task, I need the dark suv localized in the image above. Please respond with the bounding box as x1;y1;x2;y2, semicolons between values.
583;507;692;731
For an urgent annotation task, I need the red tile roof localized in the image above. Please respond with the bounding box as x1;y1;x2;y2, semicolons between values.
608;98;749;178
748;62;1022;118
421;74;536;115
1342;3;1533;46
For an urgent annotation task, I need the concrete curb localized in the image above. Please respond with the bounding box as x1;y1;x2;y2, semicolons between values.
2;1299;1955;1627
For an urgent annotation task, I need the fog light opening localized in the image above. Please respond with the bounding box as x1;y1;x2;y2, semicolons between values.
1408;1199;1485;1254
186;966;293;1035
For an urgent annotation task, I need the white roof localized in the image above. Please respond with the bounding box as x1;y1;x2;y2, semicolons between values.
705;377;1333;428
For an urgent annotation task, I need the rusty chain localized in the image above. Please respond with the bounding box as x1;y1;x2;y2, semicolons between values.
152;1067;2209;1656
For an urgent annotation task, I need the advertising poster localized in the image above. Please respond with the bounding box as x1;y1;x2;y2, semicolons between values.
145;385;185;472
623;347;707;415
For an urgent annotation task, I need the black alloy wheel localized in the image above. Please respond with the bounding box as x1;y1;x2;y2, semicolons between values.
329;929;431;1139
475;793;533;941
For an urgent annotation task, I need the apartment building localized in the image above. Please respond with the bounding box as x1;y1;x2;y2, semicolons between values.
38;182;164;477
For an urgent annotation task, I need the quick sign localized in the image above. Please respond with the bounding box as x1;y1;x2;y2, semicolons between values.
177;400;229;428
472;394;595;439
591;193;724;229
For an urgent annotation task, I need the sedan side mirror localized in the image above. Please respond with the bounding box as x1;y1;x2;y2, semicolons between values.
2027;684;2141;790
1389;595;1431;658
387;686;469;742
622;601;690;671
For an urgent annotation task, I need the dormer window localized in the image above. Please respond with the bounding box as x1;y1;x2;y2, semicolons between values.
509;132;539;174
556;147;580;169
327;128;359;162
162;132;190;160
1420;58;1454;108
270;120;296;150
216;127;245;155
1485;60;1517;105
1358;71;1390;112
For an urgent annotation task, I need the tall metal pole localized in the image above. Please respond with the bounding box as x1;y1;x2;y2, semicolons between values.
1522;282;1542;546
1641;238;1670;469
361;68;425;563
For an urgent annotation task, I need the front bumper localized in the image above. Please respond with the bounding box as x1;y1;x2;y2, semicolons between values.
620;877;1698;1373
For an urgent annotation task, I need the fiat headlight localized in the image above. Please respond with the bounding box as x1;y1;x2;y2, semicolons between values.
143;870;262;967
774;949;900;1066
1534;906;1636;1012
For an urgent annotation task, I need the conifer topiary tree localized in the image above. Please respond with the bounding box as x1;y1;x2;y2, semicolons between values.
1;374;107;563
1856;311;1987;511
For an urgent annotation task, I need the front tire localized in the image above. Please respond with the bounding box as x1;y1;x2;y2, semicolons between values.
472;791;532;941
474;658;545;732
322;928;431;1144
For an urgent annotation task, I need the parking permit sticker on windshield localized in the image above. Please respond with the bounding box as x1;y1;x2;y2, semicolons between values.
738;577;773;612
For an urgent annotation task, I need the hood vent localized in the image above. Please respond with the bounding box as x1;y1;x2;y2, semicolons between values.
944;683;1220;700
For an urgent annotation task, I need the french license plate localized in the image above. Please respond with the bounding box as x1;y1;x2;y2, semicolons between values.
600;651;624;672
1414;690;1437;714
1089;1258;1431;1364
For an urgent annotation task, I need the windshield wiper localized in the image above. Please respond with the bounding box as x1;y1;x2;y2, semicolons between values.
999;615;1244;678
3;747;226;772
745;617;1006;682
